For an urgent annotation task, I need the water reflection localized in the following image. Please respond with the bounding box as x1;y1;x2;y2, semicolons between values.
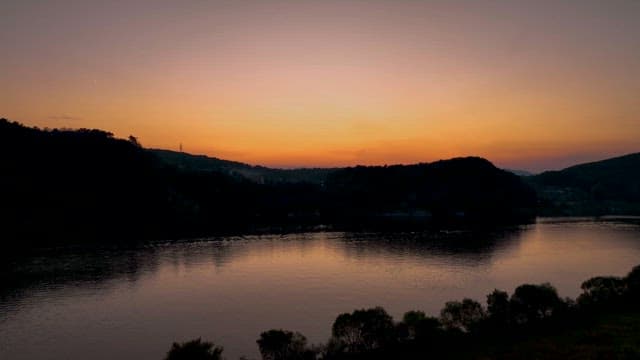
338;227;526;263
1;219;640;360
1;228;526;302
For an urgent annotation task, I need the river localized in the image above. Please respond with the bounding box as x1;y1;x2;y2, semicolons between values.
1;217;640;359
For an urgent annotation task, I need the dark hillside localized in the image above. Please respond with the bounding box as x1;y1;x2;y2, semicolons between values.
0;119;170;242
326;157;537;225
0;119;266;244
151;149;336;184
1;119;538;245
530;153;640;215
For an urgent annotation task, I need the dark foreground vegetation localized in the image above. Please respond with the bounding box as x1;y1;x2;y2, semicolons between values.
165;264;640;360
0;119;537;246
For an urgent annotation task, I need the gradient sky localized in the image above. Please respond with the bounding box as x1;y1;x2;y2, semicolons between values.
2;0;639;171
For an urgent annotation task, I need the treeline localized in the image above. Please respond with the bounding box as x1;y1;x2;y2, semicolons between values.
165;264;640;359
0;119;536;245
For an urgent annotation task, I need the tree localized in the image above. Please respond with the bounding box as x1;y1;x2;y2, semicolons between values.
626;264;640;299
128;135;141;147
165;338;223;360
400;310;441;341
257;329;313;360
331;307;396;353
510;283;562;325
439;298;485;333
577;276;626;307
486;289;510;327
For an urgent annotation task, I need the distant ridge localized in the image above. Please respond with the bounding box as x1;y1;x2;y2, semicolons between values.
530;152;640;215
150;149;336;184
536;152;640;180
505;169;535;177
151;149;543;185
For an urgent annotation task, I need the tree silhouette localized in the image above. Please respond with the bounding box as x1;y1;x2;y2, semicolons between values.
626;264;640;300
577;276;626;307
128;135;141;147
331;307;395;354
257;329;313;360
164;338;223;360
486;289;510;328
400;310;441;341
439;298;486;333
510;283;563;325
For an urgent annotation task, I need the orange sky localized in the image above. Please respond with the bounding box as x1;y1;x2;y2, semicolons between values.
2;0;639;171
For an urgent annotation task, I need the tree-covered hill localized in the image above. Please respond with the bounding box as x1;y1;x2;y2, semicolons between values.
529;153;640;215
150;148;336;185
0;119;538;245
326;158;537;224
0;118;267;243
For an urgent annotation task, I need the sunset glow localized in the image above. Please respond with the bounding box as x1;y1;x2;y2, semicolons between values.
2;0;639;171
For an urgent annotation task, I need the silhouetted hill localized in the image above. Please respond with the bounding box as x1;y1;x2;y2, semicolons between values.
326;158;537;225
0;118;267;243
530;153;640;215
148;151;538;225
0;118;168;241
150;148;256;175
150;149;336;184
0;119;538;245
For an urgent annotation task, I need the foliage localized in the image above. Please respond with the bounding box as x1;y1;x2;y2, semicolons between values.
165;338;223;360
330;307;396;354
626;264;640;299
399;310;440;341
257;329;314;360
439;298;486;332
577;276;626;307
509;283;562;325
486;289;510;327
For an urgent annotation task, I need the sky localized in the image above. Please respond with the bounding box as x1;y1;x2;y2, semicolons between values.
1;0;639;172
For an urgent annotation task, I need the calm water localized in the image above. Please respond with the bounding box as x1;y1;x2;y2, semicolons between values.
2;218;640;359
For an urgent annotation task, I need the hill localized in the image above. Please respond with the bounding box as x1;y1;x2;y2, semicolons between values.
326;158;537;225
0;118;272;243
150;149;335;184
529;153;640;215
0;119;538;245
0;118;168;241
